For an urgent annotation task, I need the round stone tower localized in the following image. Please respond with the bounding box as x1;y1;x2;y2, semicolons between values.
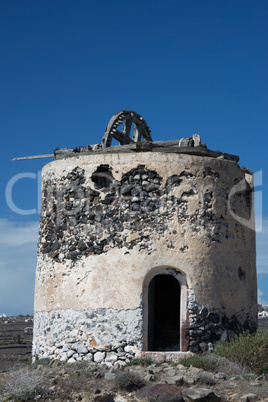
33;111;257;364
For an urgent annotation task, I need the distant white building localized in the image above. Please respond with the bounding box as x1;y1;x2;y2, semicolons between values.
0;313;7;318
24;327;33;334
258;311;268;318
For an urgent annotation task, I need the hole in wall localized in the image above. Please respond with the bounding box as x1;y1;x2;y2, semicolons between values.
238;267;246;280
91;165;114;189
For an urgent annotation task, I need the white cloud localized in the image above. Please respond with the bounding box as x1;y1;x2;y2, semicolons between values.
258;288;267;306
0;219;38;246
256;216;268;274
0;219;39;316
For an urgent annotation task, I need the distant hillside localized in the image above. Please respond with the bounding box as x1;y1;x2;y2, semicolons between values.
0;315;33;370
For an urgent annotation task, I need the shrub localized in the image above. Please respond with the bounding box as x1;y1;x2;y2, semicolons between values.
3;367;44;399
177;353;243;375
259;363;268;376
129;357;155;366
214;330;268;373
116;371;145;391
12;334;22;344
178;354;220;372
31;357;51;368
19;357;32;364
195;372;216;385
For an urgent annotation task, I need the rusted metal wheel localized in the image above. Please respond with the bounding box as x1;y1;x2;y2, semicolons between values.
102;111;152;148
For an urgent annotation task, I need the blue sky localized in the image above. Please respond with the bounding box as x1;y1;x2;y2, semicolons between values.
0;0;267;315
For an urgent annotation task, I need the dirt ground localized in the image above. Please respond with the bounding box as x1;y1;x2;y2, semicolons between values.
0;354;268;401
0;317;267;401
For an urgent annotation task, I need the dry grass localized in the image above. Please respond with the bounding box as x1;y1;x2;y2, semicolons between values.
2;366;44;399
115;371;145;391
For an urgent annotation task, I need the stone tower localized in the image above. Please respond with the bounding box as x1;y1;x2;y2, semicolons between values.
33;111;257;364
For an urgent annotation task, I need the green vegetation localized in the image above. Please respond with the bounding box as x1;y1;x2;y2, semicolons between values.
178;354;220;372
176;353;243;375
129;357;155;366
259;364;268;375
12;334;22;344
19;357;32;365
214;330;268;374
31;357;51;368
49;393;62;400
177;331;268;375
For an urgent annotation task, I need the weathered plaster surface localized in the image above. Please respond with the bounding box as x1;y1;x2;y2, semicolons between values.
33;151;257;360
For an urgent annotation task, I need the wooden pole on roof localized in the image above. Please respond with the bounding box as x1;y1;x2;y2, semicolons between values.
12;154;54;161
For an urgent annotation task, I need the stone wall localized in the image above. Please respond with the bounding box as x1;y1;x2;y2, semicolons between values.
33;151;257;361
187;291;257;353
33;308;142;365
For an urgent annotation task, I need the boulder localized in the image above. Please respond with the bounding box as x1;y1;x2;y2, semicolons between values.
94;351;105;363
241;394;259;402
135;384;183;401
183;388;221;401
73;341;88;354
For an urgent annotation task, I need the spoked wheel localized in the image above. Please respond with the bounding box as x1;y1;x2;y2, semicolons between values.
102;110;152;148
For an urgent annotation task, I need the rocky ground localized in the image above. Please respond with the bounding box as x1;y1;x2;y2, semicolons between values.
0;355;268;401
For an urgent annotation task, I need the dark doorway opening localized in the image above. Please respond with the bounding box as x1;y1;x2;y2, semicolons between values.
148;274;180;351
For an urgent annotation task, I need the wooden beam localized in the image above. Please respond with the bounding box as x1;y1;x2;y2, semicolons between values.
12;154;54;161
112;129;135;144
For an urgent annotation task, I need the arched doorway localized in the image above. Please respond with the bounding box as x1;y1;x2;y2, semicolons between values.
148;274;180;351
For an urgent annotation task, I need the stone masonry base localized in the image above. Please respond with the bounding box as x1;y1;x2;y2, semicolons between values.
33;308;143;366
